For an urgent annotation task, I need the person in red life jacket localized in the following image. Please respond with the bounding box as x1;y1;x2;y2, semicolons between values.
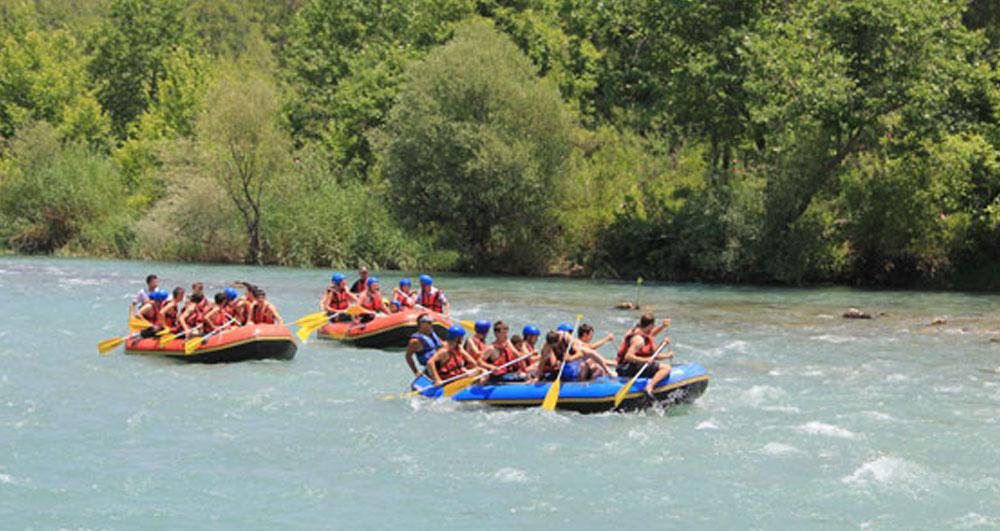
136;289;169;337
179;293;206;337
231;282;255;325
250;288;283;325
188;282;208;313
416;275;449;315
616;313;673;401
576;323;616;374
405;314;443;376
427;326;481;386
131;274;159;315
158;286;186;334
481;320;528;382
466;320;491;362
531;324;612;383
349;266;370;294
321;273;358;321
391;278;417;311
517;324;542;373
201;292;231;333
359;277;388;315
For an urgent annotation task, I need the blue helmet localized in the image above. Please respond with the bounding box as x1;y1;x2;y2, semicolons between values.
556;322;574;332
399;278;411;287
149;289;169;301
331;272;345;283
367;276;379;287
522;325;541;337
447;325;466;339
419;274;433;285
474;320;491;333
224;287;238;300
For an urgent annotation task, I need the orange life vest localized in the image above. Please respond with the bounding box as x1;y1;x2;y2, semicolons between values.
419;287;444;313
252;302;275;324
436;346;467;380
328;288;349;311
493;343;523;375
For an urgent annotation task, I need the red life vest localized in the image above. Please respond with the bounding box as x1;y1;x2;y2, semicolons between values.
361;292;385;313
394;291;415;309
139;302;162;326
252;303;275;324
493;343;523;375
328;289;349;311
617;329;654;365
419;287;444;313
468;336;487;359
436;346;466;380
232;300;249;325
542;336;570;374
163;304;181;332
208;306;226;327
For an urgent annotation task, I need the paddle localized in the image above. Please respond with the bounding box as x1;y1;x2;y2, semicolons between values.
613;339;670;408
541;314;583;411
442;349;535;397
97;318;156;354
295;306;368;341
635;276;644;308
183;318;237;355
382;367;485;401
294;311;328;326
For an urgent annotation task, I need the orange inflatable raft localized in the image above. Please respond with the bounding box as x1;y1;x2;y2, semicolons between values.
125;324;297;363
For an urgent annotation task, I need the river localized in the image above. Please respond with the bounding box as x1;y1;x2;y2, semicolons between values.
1;256;998;528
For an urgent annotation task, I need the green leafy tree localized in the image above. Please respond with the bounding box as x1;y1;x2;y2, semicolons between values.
381;20;574;273
89;0;189;138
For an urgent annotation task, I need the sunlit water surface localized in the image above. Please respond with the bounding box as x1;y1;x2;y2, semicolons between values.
1;257;998;528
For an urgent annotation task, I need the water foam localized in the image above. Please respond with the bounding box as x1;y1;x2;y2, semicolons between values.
757;442;801;456
841;456;930;493
796;421;859;439
809;334;855;344
493;468;531;483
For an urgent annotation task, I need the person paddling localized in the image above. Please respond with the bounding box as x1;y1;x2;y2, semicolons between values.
481;320;528;382
201;292;230;333
131;274;159;317
321;273;358;321
616;313;673;400
359;277;387;315
405;314;443;376
179;293;206;337
231;283;255;325
532;324;611;383
392;278;417;311
427;326;481;386
136;289;169;337
251;288;283;324
159;286;186;335
467;320;491;361
519;325;542;370
349;267;370;294
416;275;449;315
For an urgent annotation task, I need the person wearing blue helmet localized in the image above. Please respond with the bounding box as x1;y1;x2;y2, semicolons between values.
391;278;416;311
466;320;492;361
427;325;480;386
531;324;612;383
359;276;388;315
480;321;529;382
416;274;449;315
321;273;357;318
518;324;542;367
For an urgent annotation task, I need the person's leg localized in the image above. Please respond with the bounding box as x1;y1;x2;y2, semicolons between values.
643;364;672;394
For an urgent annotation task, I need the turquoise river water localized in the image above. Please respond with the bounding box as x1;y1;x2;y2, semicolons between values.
1;256;998;529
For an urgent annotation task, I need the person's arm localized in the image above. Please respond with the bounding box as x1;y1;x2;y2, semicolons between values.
591;333;614;350
655;338;672;360
530;346;551;382
270;303;283;325
651;319;671;338
427;348;446;385
404;339;422;376
158;301;175;324
179;305;197;334
320;290;332;312
623;336;647;364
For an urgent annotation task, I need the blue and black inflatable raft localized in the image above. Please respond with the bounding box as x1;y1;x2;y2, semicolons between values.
409;362;709;413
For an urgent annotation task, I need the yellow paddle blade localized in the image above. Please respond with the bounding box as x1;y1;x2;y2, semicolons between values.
294;311;327;326
298;314;330;327
97;336;125;354
296;320;324;342
541;378;561;411
614;372;642;408
183;337;203;355
129;318;152;331
443;375;477;397
458;320;476;331
344;305;367;316
158;333;177;347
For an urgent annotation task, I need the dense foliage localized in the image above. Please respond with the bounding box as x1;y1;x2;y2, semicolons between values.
0;0;997;288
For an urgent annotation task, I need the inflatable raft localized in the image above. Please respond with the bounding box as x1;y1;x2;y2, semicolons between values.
318;309;451;349
409;362;709;413
125;324;297;363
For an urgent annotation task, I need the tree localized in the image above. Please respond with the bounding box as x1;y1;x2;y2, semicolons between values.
380;19;575;273
89;0;189;138
197;65;289;265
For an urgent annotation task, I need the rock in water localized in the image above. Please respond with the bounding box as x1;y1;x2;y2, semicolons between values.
930;317;947;326
615;301;638;310
843;308;871;319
